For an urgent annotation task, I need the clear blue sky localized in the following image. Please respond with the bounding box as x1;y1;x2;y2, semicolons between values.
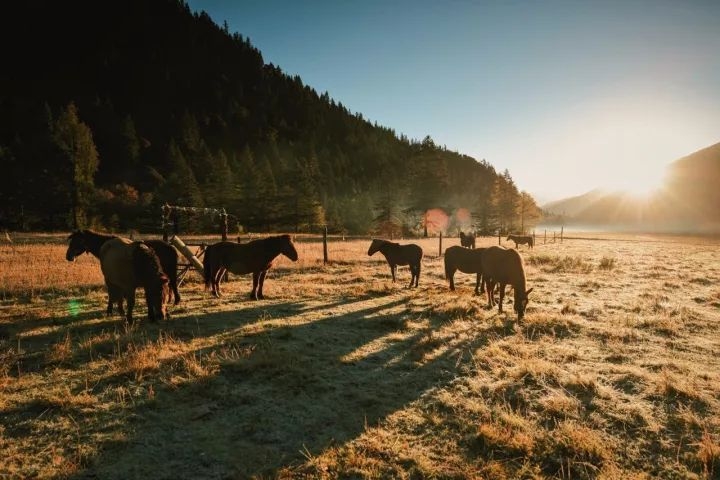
187;0;720;202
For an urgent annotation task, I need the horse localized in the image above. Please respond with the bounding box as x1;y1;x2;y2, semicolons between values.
506;233;534;249
203;234;298;300
131;242;171;322
481;246;533;320
367;239;423;288
444;245;486;294
66;229;181;305
459;231;476;249
100;238;170;324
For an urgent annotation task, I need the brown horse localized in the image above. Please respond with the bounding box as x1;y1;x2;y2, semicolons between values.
367;239;423;288
203;235;299;300
481;246;533;320
459;231;476;249
506;234;534;249
444;245;486;294
100;238;170;324
66;229;181;304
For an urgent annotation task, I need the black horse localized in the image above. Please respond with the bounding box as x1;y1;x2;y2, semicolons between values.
203;235;299;300
66;229;181;305
367;239;423;288
459;231;476;249
444;245;486;294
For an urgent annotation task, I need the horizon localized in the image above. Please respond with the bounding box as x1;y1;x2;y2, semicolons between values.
187;0;720;202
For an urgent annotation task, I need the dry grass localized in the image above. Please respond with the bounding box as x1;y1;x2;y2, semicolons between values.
1;232;720;479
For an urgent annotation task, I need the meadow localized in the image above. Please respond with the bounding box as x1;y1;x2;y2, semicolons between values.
1;232;719;479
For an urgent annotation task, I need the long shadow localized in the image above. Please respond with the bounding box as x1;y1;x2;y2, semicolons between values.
62;293;509;479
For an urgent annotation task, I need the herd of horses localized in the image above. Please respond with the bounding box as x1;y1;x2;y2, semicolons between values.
65;229;534;324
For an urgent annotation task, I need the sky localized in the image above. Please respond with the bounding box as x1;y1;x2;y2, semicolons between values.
187;0;720;203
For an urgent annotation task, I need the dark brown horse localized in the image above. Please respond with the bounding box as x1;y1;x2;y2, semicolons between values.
66;229;181;304
131;242;171;322
100;238;170;324
444;245;486;294
203;235;298;300
459;231;476;249
367;239;423;288
506;233;534;249
481;246;533;320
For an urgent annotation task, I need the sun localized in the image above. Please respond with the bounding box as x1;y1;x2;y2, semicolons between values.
601;162;667;199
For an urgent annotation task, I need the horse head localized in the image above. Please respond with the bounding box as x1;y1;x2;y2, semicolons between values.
367;239;383;256
66;230;88;261
281;234;299;261
514;287;533;320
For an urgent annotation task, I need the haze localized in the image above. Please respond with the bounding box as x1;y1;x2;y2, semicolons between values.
188;0;720;202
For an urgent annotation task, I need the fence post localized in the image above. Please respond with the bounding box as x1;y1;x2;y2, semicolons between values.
220;210;228;242
162;204;170;242
323;225;328;265
544;229;547;244
439;232;443;256
553;232;556;242
560;226;564;243
533;231;536;246
498;230;501;245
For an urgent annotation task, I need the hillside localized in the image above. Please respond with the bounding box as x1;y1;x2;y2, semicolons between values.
0;0;535;234
542;142;720;232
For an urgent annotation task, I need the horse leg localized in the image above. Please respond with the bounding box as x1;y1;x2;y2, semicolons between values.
126;290;136;325
475;273;481;295
415;263;420;287
390;264;396;282
498;283;506;314
449;270;456;291
486;280;496;308
257;270;267;299
170;273;180;305
212;266;224;298
250;272;259;300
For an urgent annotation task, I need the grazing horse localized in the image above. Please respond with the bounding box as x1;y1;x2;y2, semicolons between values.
66;229;181;305
131;242;171;322
444;245;486;294
100;238;170;324
203;235;298;300
481;246;533;320
459;231;476;249
506;234;534;249
367;239;423;288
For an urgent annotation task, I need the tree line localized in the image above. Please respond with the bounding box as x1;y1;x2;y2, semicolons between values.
0;0;541;236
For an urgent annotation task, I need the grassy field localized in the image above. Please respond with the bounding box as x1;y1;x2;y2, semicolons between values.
1;232;719;479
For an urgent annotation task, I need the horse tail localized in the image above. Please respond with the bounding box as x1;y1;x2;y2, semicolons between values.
203;245;213;290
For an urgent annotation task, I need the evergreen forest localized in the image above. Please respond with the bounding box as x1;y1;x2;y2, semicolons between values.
0;0;540;235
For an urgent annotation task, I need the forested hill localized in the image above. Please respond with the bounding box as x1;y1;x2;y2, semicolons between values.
0;0;538;234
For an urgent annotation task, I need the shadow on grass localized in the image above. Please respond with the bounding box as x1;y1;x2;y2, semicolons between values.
36;292;506;479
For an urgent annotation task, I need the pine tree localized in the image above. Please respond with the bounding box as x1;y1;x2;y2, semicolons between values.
52;103;99;229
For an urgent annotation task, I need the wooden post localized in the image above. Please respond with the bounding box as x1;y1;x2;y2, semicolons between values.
544;229;547;244
533;231;536;245
439;232;443;256
323;225;328;264
498;230;501;245
560;226;564;243
170;235;204;275
221;209;228;242
553;232;556;242
162;204;170;242
221;209;229;281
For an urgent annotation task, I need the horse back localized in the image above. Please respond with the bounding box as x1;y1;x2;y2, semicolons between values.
209;241;267;274
481;246;525;285
445;245;483;273
99;237;135;289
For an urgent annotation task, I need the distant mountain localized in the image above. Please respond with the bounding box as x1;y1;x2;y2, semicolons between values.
543;189;607;217
541;142;720;232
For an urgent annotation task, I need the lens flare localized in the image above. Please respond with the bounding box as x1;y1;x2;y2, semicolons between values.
425;208;449;234
67;299;83;317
